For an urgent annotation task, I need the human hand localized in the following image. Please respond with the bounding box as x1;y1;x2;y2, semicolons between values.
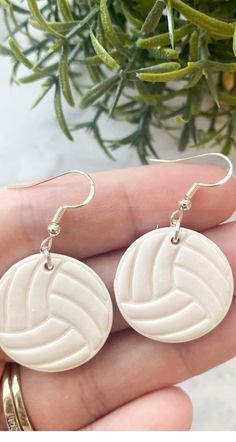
0;163;236;431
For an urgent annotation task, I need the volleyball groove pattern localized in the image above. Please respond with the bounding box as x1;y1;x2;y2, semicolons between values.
114;227;234;343
0;253;113;372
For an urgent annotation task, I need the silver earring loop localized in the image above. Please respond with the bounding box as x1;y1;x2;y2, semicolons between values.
149;152;233;197
9;170;95;270
149;153;233;244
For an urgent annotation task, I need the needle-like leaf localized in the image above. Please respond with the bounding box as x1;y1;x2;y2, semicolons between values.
59;46;75;106
54;84;74;140
90;31;120;69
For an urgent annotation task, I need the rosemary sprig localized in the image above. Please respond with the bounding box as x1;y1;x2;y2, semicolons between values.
1;0;236;162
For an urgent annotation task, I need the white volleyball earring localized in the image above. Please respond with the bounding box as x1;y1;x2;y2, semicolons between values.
0;171;113;372
114;153;234;343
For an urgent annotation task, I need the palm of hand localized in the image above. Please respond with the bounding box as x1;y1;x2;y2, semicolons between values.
0;163;236;431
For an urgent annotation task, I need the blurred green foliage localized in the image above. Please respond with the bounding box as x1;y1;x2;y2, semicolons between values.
1;0;236;162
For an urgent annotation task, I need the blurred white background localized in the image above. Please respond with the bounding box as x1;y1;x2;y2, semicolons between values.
0;39;236;430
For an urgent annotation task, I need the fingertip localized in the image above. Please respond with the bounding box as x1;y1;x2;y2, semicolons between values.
146;386;193;431
83;386;193;431
166;386;193;431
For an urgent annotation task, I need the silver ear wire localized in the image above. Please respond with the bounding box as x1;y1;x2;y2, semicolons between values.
9;170;95;270
149;153;233;199
148;153;233;244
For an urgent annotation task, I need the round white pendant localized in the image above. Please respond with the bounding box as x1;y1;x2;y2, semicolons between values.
114;227;234;343
0;254;113;372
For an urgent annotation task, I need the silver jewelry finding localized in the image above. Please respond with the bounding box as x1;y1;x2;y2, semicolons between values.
150;153;233;243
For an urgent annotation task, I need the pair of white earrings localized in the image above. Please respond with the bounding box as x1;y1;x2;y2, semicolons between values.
0;153;234;373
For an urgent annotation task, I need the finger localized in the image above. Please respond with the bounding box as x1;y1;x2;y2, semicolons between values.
83;387;192;431
19;297;236;430
1;164;235;271
84;221;236;332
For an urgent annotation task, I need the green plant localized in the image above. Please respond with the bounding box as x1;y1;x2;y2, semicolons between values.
1;0;236;162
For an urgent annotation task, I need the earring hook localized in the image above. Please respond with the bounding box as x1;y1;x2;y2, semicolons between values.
148;153;233;200
148;152;233;244
8;170;95;270
9;170;95;226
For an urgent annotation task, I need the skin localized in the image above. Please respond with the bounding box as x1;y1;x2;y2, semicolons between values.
0;163;236;431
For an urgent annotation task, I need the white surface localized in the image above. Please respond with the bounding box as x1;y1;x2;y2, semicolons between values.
0;52;236;428
0;253;113;372
114;227;234;343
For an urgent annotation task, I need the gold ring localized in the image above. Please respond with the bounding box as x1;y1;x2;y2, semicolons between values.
2;363;33;431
